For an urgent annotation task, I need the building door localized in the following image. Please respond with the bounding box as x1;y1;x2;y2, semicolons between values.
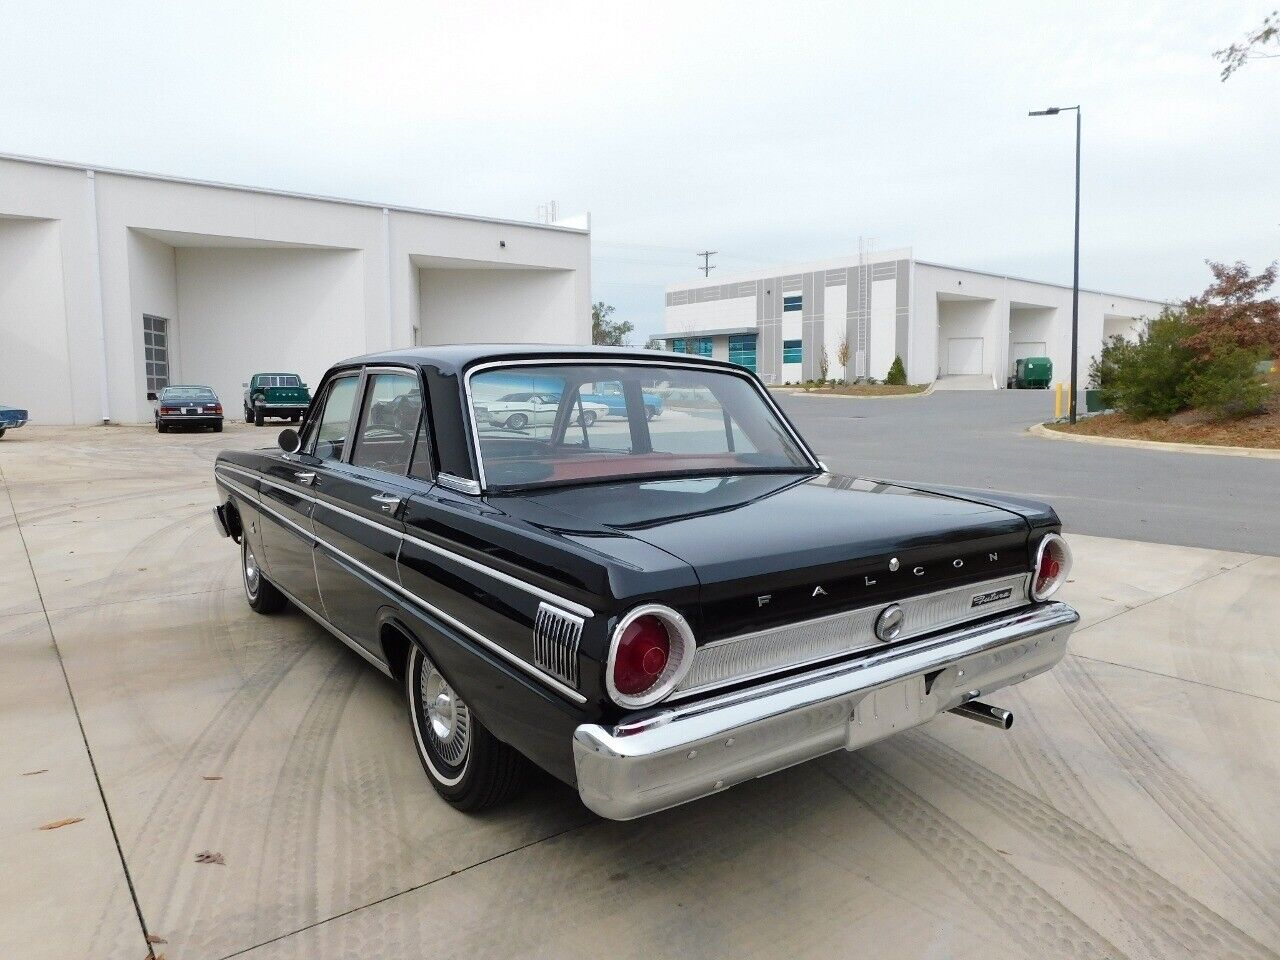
1010;340;1048;375
946;338;983;376
143;315;170;396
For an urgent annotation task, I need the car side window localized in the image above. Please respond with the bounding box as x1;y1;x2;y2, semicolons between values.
308;375;360;461
350;372;421;474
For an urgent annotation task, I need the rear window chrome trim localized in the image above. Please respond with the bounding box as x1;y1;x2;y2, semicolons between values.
461;357;822;494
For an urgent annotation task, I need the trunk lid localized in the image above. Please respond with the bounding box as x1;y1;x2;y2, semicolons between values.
512;472;1034;640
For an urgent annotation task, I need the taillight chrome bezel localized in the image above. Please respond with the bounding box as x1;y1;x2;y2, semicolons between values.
606;604;696;710
1030;532;1073;601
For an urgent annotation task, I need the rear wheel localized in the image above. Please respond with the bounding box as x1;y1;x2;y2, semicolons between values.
0;428;6;439
646;407;657;421
213;421;223;433
254;404;265;427
242;536;285;613
157;421;167;433
504;413;529;430
405;644;528;811
579;410;597;427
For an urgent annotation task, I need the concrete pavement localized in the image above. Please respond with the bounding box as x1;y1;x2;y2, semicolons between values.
1;424;1277;960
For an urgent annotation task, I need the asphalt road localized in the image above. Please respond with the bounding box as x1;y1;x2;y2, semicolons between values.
776;389;1280;556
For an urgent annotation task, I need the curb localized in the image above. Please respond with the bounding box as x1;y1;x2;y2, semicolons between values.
1028;422;1280;460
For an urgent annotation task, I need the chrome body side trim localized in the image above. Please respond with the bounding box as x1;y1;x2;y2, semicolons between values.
572;601;1078;820
248;480;587;704
272;578;394;678
671;573;1032;700
461;357;823;493
400;530;594;619
217;464;593;618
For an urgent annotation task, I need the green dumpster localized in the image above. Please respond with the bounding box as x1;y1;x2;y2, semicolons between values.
1008;356;1052;389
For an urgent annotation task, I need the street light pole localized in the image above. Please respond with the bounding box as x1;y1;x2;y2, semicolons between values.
1029;105;1081;423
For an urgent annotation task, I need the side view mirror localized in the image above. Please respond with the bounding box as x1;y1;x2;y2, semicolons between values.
278;428;301;454
146;391;157;401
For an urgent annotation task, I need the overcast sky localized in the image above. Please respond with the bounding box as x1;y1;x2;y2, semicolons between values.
3;1;1275;345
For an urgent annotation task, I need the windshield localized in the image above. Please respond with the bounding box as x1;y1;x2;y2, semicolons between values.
160;386;216;401
468;363;814;490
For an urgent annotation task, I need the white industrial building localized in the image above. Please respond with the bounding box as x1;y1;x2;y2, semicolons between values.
657;248;1165;388
0;154;591;424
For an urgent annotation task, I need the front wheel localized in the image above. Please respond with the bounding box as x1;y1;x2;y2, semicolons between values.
504;413;529;430
579;410;597;427
645;407;657;421
406;645;528;811
242;535;285;613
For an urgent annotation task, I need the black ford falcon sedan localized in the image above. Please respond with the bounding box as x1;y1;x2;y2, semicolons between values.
213;345;1077;820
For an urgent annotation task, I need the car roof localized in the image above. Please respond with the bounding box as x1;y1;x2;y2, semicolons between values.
162;384;216;391
335;344;739;377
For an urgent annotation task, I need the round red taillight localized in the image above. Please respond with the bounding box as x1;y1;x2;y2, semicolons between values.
1031;533;1072;601
606;605;695;709
612;615;670;696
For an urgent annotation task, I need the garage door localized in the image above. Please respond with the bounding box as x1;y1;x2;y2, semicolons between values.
1011;340;1047;374
946;338;984;375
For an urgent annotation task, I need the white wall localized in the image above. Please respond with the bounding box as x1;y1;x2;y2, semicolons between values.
176;247;365;412
418;267;577;345
0;155;591;422
0;217;73;422
1008;306;1055;376
936;298;999;378
126;230;179;385
663;294;755;335
824;282;847;379
869;278;896;381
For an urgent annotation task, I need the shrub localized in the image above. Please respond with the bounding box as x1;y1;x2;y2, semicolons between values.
1104;311;1197;419
1187;340;1269;418
885;356;907;385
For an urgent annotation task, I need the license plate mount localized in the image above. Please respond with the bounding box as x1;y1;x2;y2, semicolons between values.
846;675;937;751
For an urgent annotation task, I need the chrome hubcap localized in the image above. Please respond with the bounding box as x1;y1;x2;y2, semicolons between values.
243;544;260;597
420;664;469;766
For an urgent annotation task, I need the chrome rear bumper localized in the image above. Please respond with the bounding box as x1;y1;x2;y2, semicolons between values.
573;601;1078;820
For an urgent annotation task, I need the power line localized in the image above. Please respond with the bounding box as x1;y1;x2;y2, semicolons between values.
696;250;717;277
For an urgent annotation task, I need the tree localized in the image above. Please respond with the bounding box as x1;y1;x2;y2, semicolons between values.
819;344;830;380
591;301;634;346
643;335;662;350
885;356;907;385
1215;11;1280;81
1182;260;1280;357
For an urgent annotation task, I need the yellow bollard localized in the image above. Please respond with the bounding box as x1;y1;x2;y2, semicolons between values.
1054;382;1063;420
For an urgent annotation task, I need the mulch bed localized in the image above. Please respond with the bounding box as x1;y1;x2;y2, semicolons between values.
1048;391;1280;450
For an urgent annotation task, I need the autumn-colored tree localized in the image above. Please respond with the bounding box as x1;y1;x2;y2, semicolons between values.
1214;11;1280;81
1181;260;1280;357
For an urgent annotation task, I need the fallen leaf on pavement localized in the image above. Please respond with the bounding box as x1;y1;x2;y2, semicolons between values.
40;817;84;830
146;934;168;944
22;769;49;776
201;776;222;781
194;850;225;865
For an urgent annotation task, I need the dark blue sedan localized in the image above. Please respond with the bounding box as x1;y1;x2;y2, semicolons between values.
0;404;28;438
581;390;663;420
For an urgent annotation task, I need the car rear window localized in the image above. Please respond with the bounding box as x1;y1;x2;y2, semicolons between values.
468;362;813;490
161;387;216;401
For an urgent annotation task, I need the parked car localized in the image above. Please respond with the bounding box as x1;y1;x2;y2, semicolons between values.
476;391;609;430
154;385;223;432
0;403;29;439
581;387;663;420
213;346;1078;820
1008;356;1052;390
243;373;311;426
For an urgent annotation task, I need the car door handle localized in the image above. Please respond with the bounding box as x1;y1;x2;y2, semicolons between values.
294;471;316;485
371;493;401;513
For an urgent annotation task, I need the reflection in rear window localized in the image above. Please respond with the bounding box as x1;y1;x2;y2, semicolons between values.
468;363;812;490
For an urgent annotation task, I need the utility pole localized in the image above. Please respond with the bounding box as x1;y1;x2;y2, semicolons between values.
697;250;717;277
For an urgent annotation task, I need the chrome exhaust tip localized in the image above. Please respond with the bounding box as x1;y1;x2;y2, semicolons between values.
950;700;1013;730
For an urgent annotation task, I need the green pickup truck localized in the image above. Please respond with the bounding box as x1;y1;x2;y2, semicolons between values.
243;373;312;426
